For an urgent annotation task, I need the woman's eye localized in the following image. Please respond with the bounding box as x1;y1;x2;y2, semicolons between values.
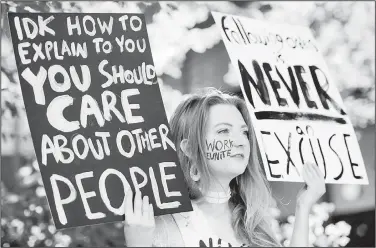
243;130;249;136
218;129;229;134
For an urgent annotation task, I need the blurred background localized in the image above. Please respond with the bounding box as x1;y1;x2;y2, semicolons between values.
1;1;374;247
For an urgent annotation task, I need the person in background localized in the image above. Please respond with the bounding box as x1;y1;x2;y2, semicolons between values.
124;88;326;247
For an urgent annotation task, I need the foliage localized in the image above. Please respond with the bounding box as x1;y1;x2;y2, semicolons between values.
270;202;351;247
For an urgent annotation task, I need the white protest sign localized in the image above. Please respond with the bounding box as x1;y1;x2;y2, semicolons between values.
212;12;368;185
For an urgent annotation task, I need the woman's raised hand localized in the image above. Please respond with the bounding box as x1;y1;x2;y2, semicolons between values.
124;190;155;247
290;162;326;246
296;162;326;210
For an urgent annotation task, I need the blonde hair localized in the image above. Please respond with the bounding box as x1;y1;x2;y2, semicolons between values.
169;88;280;246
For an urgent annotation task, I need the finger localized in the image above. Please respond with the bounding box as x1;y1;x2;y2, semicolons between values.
133;190;142;218
309;164;326;190
307;163;325;189
307;162;322;181
149;204;155;226
307;162;318;175
305;162;315;174
124;189;134;219
302;165;309;183
308;166;318;186
302;164;314;186
142;195;149;219
311;163;324;179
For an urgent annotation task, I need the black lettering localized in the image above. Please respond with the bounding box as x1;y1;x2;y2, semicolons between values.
329;134;344;180
294;65;318;109
238;60;271;108
274;132;298;176
207;238;213;247
213;152;218;161
207;149;232;161
199;240;207;247
238;19;250;44
296;126;305;165
232;17;246;44
261;131;281;178
220;150;226;158
317;139;327;179
224;139;229;149
217;152;222;160
221;16;231;42
309;65;346;115
205;139;215;152
231;30;240;43
215;140;223;151
306;126;319;166
343;134;362;179
276;66;300;107
263;63;288;107
286;36;297;48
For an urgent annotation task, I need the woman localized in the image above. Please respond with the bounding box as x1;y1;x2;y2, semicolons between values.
123;88;326;247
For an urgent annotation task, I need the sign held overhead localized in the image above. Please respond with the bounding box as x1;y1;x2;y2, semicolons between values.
212;11;369;185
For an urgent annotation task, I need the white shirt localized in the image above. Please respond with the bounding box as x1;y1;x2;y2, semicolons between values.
171;202;248;247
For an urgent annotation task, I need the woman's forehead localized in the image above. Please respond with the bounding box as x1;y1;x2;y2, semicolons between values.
206;104;246;126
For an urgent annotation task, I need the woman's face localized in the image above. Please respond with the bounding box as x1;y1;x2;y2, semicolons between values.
203;104;251;180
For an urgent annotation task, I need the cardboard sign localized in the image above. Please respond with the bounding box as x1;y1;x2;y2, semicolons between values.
212;12;368;185
8;13;192;229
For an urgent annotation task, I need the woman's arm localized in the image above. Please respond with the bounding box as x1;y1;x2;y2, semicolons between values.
289;162;326;247
289;199;310;247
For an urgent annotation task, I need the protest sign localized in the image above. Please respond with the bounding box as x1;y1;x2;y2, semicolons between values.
212;12;368;185
8;13;192;230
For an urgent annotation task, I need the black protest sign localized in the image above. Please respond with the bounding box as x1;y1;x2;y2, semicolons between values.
212;12;369;185
8;13;192;229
